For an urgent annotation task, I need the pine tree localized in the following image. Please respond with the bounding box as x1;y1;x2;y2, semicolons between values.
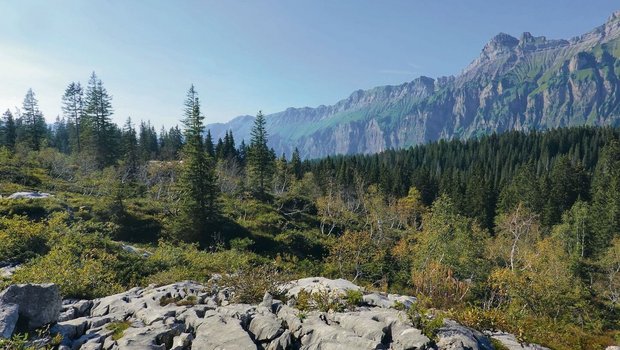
247;111;274;197
84;72;116;167
61;82;84;153
21;89;46;150
178;85;219;241
1;110;16;151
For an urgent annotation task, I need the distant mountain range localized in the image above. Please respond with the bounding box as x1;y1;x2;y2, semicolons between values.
208;11;620;159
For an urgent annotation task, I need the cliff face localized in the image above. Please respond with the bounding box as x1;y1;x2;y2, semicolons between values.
209;11;620;159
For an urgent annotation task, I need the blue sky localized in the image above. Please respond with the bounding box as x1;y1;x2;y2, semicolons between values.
0;1;618;126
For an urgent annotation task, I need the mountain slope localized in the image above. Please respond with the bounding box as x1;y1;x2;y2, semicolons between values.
209;11;620;159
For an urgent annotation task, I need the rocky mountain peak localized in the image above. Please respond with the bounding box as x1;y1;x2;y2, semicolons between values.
608;10;620;23
483;32;519;57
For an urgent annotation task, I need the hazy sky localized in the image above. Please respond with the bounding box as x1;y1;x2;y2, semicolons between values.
0;1;618;127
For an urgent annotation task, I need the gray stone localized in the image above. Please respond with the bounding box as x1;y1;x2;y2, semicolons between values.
58;307;77;322
333;313;387;342
51;317;89;340
0;303;18;338
266;329;292;350
171;332;193;350
282;277;362;299
192;314;256;350
486;331;550;350
0;283;61;329
259;291;274;309
436;319;493;350
392;328;431;350
298;315;381;349
248;314;283;342
7;192;52;199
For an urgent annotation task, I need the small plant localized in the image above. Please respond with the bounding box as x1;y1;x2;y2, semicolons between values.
0;333;33;350
296;289;311;311
297;311;307;321
392;300;406;311
407;301;444;339
344;289;363;308
176;295;197;306
159;295;181;306
490;338;510;350
106;320;132;341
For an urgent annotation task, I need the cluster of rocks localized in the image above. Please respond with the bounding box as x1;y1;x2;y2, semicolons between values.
0;277;556;349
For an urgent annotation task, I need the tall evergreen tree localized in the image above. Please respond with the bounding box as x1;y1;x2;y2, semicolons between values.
1;109;16;151
61;82;84;153
121;117;140;181
247;111;274;197
205;130;215;158
291;147;303;180
84;72;116;167
52;116;71;153
21;89;46;151
178;85;219;241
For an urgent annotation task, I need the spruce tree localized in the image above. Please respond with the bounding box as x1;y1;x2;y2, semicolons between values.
291;147;303;180
178;85;219;241
21;89;46;151
121;117;139;181
2;110;16;151
84;72;116;167
247;110;274;197
61;82;84;153
205;129;215;157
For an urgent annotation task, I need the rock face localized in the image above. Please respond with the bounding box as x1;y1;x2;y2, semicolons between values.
0;278;548;349
209;11;620;159
0;283;61;332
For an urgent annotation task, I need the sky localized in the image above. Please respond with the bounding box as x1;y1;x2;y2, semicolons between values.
0;0;619;127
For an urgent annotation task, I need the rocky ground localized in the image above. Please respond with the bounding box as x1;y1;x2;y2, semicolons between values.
0;277;557;349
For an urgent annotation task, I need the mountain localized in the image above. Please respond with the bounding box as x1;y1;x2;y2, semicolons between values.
209;11;620;159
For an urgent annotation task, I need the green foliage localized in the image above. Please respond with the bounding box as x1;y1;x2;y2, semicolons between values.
247;111;274;197
176;85;219;242
344;289;363;308
106;320;131;341
407;300;444;339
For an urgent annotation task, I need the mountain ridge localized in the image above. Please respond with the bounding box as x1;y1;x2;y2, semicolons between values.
209;10;620;159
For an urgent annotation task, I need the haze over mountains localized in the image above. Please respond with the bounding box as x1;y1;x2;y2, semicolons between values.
209;10;620;159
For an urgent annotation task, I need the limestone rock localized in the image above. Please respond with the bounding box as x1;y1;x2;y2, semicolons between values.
192;314;256;350
436;319;493;350
0;303;19;338
0;283;61;329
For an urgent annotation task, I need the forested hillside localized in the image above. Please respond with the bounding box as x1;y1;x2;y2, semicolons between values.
1;81;620;348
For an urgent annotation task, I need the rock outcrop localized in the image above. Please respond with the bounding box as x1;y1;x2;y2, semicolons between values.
0;278;550;350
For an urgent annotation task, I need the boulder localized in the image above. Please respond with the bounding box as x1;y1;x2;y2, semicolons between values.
248;314;283;342
0;283;61;329
266;329;292;350
486;331;550;350
282;277;362;298
7;192;51;199
193;314;256;350
436;319;493;350
0;303;19;338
